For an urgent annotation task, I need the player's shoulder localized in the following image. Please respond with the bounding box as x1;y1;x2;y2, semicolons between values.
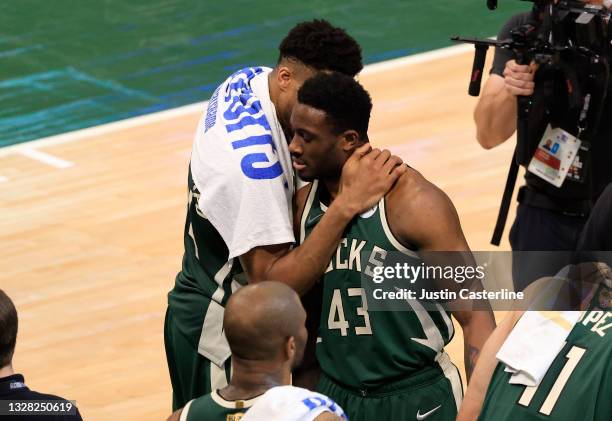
387;167;452;214
296;182;314;204
385;167;460;246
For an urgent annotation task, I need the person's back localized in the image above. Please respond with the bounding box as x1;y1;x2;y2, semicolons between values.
0;376;82;421
576;183;612;252
0;289;82;421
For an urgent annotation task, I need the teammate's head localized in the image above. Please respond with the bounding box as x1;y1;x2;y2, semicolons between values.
289;72;372;182
278;20;363;76
0;290;18;369
272;20;363;132
224;282;308;371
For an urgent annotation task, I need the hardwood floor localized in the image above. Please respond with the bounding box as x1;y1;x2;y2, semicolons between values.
0;49;517;420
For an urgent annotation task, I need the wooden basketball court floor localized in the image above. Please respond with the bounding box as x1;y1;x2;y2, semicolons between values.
0;46;518;420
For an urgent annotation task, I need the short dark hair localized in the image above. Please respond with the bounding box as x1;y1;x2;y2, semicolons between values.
297;72;372;139
278;19;363;77
0;290;18;368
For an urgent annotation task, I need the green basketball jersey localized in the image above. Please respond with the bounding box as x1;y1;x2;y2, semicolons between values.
168;167;246;356
183;390;258;421
300;180;455;389
478;282;612;421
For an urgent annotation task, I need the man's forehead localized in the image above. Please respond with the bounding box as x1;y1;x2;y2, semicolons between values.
292;102;328;124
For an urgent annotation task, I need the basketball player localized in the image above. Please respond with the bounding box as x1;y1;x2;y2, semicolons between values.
458;183;612;421
290;73;496;420
165;20;406;409
457;265;611;421
167;282;345;421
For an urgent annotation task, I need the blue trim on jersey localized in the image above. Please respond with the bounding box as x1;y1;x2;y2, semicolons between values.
301;395;348;420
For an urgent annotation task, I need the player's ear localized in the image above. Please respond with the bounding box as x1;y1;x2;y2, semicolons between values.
285;335;296;361
340;130;361;152
276;66;293;92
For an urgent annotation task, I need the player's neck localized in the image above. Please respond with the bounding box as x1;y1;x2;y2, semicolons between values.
0;364;14;379
268;71;289;134
219;359;287;401
322;177;341;201
268;71;279;107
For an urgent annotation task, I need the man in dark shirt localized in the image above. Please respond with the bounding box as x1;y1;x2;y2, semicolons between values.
577;183;612;251
0;289;82;420
474;1;612;289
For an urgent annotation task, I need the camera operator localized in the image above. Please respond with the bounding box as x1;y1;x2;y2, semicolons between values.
474;0;612;289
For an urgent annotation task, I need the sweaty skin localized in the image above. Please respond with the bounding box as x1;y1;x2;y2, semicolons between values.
290;99;496;381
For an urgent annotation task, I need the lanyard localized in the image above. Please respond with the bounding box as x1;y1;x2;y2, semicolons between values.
577;93;591;140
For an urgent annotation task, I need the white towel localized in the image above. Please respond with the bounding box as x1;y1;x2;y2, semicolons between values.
241;385;347;421
495;262;612;386
190;67;295;259
496;310;581;387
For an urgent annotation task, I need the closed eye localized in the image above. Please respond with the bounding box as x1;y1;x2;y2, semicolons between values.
296;129;313;142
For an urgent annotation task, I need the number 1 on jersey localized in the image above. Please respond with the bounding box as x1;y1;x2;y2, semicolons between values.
517;345;587;416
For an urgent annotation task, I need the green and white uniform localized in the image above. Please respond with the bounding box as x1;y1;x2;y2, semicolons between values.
300;180;463;421
181;390;259;421
478;282;612;421
166;66;296;409
165;168;245;409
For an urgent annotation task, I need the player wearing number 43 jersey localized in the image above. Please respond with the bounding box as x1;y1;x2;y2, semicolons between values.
458;263;612;421
290;73;496;421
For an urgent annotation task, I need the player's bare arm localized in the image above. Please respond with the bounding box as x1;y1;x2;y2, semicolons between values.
166;408;182;421
456;311;523;421
385;169;497;381
240;145;406;296
314;412;345;421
